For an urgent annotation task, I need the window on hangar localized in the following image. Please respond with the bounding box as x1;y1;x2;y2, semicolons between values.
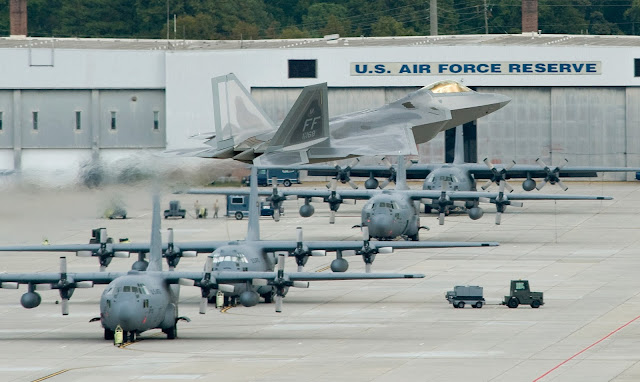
288;60;317;78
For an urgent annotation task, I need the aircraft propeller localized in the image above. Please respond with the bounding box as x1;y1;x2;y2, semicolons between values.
356;226;393;273
378;158;397;189
326;158;360;189
48;257;93;315
535;158;569;191
480;158;516;192
272;254;309;313
179;255;234;314
325;179;355;224
423;180;465;225
266;177;293;222
479;181;523;225
164;228;197;270
76;228;130;271
290;227;326;272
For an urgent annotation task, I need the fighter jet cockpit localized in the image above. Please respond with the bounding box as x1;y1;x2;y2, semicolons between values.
423;80;472;94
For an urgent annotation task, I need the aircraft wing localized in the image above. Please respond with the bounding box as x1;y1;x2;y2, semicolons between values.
429;191;613;201
0;242;230;255
0;272;123;285
466;163;640;179
254;240;498;253
165;270;424;283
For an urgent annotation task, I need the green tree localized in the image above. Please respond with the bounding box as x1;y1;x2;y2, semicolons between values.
371;15;415;36
302;3;351;37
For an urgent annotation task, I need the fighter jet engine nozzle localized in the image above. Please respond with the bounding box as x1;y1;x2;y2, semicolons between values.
20;291;41;309
299;203;315;218
468;207;484;220
364;177;379;190
330;258;349;272
522;178;537;192
239;291;260;307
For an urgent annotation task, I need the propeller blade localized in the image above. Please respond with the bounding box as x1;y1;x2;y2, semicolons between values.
181;251;197;258
99;228;107;244
218;284;235;293
557;179;568;191
178;278;195;286
76;251;93;257
536;179;548;190
379;179;392;189
481;180;493;190
453;201;466;207
505;160;516;171
296;227;303;243
330;178;337;191
292;281;309;288
511;201;524;207
558;158;569;170
252;279;268;286
297;265;304;272
483;157;494;170
277;253;286;272
35;284;53;291
99;265;107;272
495;212;502;225
113;251;130;258
342;250;357;257
378;247;393;254
0;282;19;289
275;295;283;313
168;228;174;245
205;255;213;272
438;212;445;225
535;157;548;169
76;281;93;288
342;199;356;205
348;180;359;189
271;176;278;188
199;297;207;314
311;197;324;203
504;181;514;193
365;263;372;273
61;298;69;316
362;226;370;241
273;209;280;222
310;250;326;256
478;197;491;204
329;210;336;224
60;257;67;275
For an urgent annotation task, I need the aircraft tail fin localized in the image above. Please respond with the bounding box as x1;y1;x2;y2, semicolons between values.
246;166;260;241
396;155;409;190
147;192;163;272
211;73;276;152
264;83;330;154
452;125;465;164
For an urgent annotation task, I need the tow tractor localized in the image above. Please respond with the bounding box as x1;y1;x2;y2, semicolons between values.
502;279;544;308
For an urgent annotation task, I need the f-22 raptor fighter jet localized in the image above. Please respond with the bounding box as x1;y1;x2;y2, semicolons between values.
166;74;510;166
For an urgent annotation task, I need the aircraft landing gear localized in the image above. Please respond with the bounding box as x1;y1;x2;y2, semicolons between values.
104;328;114;340
163;325;177;339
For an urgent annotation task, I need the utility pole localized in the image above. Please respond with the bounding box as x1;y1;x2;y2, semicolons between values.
166;0;170;40
430;0;438;36
484;0;489;34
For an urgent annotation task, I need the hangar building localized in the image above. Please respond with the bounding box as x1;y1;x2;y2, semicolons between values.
0;33;638;183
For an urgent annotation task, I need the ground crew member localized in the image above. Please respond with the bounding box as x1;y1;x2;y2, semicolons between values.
213;199;219;218
194;200;201;218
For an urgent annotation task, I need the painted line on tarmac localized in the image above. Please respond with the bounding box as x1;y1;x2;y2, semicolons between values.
221;306;233;313
315;265;331;272
31;369;70;382
533;313;640;381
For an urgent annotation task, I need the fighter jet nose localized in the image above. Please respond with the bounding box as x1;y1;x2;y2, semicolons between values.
495;94;511;109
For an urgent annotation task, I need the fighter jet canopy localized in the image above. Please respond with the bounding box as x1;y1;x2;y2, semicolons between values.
424;80;472;93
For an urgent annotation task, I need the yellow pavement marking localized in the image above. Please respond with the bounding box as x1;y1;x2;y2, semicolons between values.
32;369;70;382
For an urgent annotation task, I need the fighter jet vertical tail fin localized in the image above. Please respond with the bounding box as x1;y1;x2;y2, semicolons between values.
453;125;465;164
260;83;330;160
211;73;276;152
147;192;163;272
246;165;261;242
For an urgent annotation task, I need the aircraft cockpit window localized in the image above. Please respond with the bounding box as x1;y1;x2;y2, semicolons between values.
137;284;148;294
426;173;435;182
131;286;139;294
213;253;249;264
123;286;131;292
105;287;113;295
424;81;472;94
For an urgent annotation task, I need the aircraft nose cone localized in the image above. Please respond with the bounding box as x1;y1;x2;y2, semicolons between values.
494;94;511;109
217;261;240;271
113;303;137;331
367;214;395;239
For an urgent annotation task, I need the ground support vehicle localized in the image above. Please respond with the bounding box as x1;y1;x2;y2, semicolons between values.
446;285;485;308
502;280;544;308
164;200;186;219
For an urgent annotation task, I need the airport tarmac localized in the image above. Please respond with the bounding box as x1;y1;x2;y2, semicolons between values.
1;180;640;382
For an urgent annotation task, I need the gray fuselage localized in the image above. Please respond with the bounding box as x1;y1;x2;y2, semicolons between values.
361;193;420;240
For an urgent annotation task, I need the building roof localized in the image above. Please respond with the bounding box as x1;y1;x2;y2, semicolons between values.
1;33;640;51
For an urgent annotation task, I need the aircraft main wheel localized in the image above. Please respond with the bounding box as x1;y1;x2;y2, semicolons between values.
531;300;541;309
507;297;519;308
166;325;177;340
235;211;243;220
283;179;292;187
104;328;114;340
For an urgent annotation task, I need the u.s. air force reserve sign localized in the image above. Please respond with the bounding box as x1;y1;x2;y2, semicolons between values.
350;62;601;75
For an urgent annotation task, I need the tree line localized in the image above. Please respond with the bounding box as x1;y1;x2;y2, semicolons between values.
0;0;638;39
